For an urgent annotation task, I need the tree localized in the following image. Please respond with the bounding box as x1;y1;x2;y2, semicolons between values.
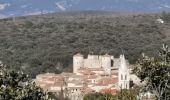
134;44;170;100
0;65;52;100
83;93;104;100
83;93;115;100
83;87;140;100
161;11;170;23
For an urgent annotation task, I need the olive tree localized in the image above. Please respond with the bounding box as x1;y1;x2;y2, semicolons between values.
0;65;52;100
134;44;170;100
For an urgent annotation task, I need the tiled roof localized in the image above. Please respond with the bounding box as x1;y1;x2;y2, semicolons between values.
86;75;98;79
96;77;118;86
34;67;122;96
79;71;96;75
82;88;95;94
89;68;104;71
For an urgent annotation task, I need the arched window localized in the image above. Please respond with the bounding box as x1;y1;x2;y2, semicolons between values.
125;75;127;80
121;74;123;80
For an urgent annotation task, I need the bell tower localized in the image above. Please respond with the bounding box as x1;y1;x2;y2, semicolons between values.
118;54;130;89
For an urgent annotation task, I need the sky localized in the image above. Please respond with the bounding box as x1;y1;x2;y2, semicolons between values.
0;0;170;18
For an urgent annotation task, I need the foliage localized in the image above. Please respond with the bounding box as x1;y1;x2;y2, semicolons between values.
83;87;140;100
114;88;140;100
83;93;116;100
0;12;169;77
0;65;52;100
161;11;170;23
134;44;170;100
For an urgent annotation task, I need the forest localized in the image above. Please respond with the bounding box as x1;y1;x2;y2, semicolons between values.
0;11;170;77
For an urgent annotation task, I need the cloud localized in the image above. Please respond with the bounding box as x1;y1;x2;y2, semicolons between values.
0;3;10;10
56;3;66;11
164;4;170;9
24;11;42;16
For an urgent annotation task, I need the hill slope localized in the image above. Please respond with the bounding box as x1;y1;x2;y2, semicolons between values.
0;12;170;77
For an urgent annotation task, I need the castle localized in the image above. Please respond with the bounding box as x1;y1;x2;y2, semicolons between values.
34;53;135;100
73;53;130;89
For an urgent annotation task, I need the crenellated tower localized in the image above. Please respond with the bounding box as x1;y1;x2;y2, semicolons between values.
73;53;84;74
101;54;111;74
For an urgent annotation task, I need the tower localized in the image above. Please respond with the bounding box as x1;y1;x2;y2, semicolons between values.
73;53;84;74
118;54;130;89
101;54;111;74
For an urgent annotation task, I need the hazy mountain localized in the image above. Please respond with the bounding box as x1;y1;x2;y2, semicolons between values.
0;0;170;18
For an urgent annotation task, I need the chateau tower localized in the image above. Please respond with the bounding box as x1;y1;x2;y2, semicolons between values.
118;54;130;89
102;54;111;74
73;53;84;73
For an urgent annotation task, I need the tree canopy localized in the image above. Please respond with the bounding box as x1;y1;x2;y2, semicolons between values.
0;65;52;100
134;44;170;100
83;87;140;100
0;12;169;77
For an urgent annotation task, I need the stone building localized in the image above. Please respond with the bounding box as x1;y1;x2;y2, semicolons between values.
73;53;118;74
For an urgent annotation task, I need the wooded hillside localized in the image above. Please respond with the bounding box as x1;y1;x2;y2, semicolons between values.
0;11;170;77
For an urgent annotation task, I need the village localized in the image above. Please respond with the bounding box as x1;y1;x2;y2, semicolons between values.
34;53;140;100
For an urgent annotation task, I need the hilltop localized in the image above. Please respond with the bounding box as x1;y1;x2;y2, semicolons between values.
0;11;170;77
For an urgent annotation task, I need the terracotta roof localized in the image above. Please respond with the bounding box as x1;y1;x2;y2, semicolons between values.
79;71;96;75
89;68;104;71
82;88;95;94
86;75;98;79
96;77;118;86
111;72;118;76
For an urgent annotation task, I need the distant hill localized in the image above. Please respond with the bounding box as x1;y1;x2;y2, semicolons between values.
0;12;170;77
1;0;170;18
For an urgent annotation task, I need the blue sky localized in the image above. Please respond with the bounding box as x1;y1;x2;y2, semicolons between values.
0;0;170;18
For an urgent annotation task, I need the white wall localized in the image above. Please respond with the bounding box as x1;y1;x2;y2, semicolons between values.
73;55;84;73
118;55;130;89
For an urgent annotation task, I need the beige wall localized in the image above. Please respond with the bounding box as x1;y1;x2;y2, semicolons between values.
84;59;101;68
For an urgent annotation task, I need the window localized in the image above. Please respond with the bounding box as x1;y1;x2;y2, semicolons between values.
126;83;127;88
111;60;114;67
121;74;123;80
125;75;127;80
